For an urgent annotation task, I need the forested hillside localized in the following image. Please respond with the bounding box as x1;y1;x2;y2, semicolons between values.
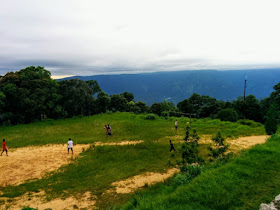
64;69;280;105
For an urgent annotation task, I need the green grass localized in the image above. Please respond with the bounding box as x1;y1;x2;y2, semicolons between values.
120;135;280;210
0;112;267;209
0;142;181;207
0;112;265;148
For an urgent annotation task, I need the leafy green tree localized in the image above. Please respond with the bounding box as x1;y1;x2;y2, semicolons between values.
265;103;279;135
150;103;163;116
95;91;110;113
86;80;101;95
177;93;221;118
59;79;94;117
0;66;61;124
135;101;148;113
110;94;128;112
217;108;239;122
121;92;134;102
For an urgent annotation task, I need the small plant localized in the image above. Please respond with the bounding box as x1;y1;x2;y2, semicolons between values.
181;125;202;164
209;131;228;159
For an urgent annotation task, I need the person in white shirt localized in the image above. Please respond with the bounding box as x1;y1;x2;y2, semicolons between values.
67;138;74;154
175;120;178;130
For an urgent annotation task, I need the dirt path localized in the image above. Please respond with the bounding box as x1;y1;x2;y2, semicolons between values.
228;135;269;152
1;191;96;210
108;168;180;194
0;144;89;187
0;141;143;187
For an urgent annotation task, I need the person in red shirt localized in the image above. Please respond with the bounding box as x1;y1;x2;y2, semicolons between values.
1;139;8;156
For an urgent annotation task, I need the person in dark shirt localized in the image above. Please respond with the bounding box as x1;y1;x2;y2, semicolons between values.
169;140;176;152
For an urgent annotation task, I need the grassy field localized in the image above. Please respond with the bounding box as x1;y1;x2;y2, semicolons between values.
0;112;265;148
0;112;267;209
120;135;280;210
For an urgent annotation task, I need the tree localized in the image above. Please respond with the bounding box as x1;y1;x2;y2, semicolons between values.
95;91;110;113
150;103;163;116
265;103;279;135
121;92;134;102
0;66;61;124
59;79;94;117
217;108;239;122
110;94;127;112
135;101;148;113
86;80;101;95
177;93;221;118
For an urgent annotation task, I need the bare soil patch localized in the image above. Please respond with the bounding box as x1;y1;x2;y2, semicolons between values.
0;144;89;187
108;168;180;194
95;140;144;146
0;191;96;210
228;135;269;152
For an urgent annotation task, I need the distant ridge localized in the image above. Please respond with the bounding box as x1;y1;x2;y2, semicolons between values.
60;69;280;105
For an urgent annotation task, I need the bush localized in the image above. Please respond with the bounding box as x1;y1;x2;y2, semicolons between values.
145;114;156;120
237;119;261;127
217;108;239;122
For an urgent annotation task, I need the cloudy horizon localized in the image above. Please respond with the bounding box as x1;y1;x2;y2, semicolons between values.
1;0;280;77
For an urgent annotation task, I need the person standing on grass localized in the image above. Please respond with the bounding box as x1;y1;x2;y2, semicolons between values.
175;120;178;130
1;139;8;156
67;138;73;155
170;140;176;152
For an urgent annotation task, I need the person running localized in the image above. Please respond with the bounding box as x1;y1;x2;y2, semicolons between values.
175;120;178;130
67;138;74;155
1;139;8;156
169;140;176;152
107;124;112;136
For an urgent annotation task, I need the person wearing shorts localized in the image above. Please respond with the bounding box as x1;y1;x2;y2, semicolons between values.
1;139;8;156
67;138;73;155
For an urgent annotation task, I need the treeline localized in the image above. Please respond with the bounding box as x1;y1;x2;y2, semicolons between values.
0;66;279;129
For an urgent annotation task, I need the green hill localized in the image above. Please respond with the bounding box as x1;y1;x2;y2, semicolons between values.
0;112;268;209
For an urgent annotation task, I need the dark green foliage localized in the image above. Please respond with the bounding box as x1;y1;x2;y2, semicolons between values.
145;114;156;120
85;80;101;95
233;95;263;122
110;94;128;112
217;108;239;122
265;103;279;135
120;91;134;102
95;91;110;113
59;79;94;117
150;103;162;116
0;66;61;124
177;93;222;118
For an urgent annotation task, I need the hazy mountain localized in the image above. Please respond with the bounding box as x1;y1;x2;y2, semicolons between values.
62;69;280;105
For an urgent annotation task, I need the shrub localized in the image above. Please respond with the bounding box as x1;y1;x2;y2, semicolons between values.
217;108;239;122
145;114;156;120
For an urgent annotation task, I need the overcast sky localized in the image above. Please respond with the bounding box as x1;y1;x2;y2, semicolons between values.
1;0;280;77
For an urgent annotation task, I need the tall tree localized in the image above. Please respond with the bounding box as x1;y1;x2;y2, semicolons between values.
59;79;94;117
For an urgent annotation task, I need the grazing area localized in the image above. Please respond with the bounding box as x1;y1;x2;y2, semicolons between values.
0;112;270;209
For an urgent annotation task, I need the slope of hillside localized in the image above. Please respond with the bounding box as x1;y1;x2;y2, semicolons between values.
62;69;280;105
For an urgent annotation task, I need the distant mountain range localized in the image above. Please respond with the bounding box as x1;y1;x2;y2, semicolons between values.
61;69;280;105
